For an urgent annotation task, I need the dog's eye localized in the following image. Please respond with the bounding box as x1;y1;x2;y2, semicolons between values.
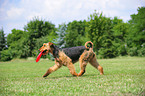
44;45;46;47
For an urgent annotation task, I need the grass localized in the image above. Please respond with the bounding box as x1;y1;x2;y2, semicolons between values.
0;56;145;96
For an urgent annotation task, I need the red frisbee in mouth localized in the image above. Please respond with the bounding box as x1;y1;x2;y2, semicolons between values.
36;51;43;62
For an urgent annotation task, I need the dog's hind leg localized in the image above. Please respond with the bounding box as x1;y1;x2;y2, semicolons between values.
78;52;89;76
43;61;62;77
89;55;104;75
78;61;88;76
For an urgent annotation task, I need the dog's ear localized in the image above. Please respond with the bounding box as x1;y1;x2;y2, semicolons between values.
49;42;54;48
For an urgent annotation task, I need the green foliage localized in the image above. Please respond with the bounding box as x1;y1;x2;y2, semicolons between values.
137;43;145;57
1;7;145;61
127;7;145;48
0;48;12;61
1;18;57;61
0;27;6;51
0;27;7;60
127;47;138;56
24;18;56;56
126;7;145;56
87;12;117;58
87;12;105;53
112;17;129;56
54;23;67;48
6;29;30;58
65;20;89;47
7;29;25;47
127;44;145;57
25;17;56;38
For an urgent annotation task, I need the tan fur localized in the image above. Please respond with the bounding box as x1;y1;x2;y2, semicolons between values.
89;54;104;75
57;51;78;76
58;51;72;66
43;61;62;77
78;48;94;76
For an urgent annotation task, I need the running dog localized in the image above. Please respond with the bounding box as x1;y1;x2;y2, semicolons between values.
39;41;104;77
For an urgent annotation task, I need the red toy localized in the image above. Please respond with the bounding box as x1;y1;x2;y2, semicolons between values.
36;51;43;62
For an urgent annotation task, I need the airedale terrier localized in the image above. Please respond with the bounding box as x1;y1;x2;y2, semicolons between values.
39;41;104;77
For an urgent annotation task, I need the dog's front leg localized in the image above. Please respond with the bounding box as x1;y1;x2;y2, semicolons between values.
67;62;78;76
43;61;62;77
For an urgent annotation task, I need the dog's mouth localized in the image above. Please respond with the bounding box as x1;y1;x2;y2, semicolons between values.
42;50;49;55
42;50;47;53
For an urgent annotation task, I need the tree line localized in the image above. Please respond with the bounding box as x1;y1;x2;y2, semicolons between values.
0;7;145;61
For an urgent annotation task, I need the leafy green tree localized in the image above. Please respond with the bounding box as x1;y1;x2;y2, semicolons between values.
98;18;116;58
6;29;29;58
112;17;129;56
65;20;88;47
127;7;145;56
87;12;115;57
87;12;106;53
24;18;56;56
127;7;145;48
25;17;56;38
7;29;25;47
2;18;57;60
87;12;128;58
1;28;27;61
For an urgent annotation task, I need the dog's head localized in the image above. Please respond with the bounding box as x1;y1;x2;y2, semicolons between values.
39;42;54;55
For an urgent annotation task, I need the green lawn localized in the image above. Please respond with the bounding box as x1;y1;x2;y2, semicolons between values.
0;57;145;96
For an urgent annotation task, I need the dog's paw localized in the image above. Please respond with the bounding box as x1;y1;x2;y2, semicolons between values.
42;75;47;78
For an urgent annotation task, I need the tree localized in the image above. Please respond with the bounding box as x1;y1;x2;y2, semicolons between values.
87;12;121;58
1;18;57;60
24;17;56;56
87;12;106;53
112;17;129;56
0;27;7;60
0;27;6;51
98;18;116;58
6;29;30;58
65;20;88;47
127;7;145;56
54;23;67;48
1;28;26;61
7;29;25;47
127;7;145;48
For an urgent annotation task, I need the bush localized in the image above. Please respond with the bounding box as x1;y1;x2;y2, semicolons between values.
98;47;117;59
137;43;145;57
0;49;12;61
127;47;138;56
118;44;127;56
127;43;145;56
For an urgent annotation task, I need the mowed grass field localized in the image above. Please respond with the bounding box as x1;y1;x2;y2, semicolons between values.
0;57;145;96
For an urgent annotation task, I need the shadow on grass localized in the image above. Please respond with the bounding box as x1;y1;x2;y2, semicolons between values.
43;75;73;79
43;74;104;80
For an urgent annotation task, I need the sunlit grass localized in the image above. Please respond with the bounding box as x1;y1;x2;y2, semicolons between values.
0;57;145;95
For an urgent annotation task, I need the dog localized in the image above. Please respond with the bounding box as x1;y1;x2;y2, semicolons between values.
39;41;104;77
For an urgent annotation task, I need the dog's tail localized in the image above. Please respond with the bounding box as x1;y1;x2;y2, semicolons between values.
85;41;93;49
